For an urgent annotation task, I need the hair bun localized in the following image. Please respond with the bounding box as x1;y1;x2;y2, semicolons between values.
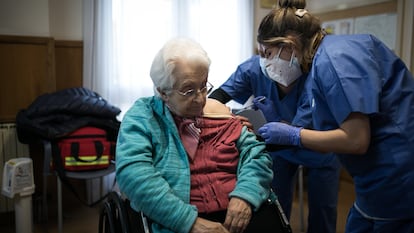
278;0;306;9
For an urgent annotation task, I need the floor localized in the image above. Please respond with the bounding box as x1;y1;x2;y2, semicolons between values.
0;173;356;233
289;178;355;233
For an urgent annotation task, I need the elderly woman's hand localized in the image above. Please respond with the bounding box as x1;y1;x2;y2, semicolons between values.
190;217;230;233
234;115;254;132
223;197;252;233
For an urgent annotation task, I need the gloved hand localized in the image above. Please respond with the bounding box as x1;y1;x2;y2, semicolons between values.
258;122;303;147
252;96;280;122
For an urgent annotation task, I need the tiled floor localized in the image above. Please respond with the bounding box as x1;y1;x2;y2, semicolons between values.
1;176;355;233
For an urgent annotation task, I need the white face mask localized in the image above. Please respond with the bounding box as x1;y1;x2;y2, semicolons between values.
259;48;302;87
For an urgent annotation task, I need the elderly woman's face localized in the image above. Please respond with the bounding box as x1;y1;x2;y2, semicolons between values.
163;60;210;118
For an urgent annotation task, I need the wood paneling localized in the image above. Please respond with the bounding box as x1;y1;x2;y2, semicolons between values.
0;35;83;123
0;35;55;123
55;40;83;90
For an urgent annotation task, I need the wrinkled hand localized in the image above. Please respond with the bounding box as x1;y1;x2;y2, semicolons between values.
223;197;252;233
252;96;280;122
190;217;229;233
258;122;302;146
234;115;254;132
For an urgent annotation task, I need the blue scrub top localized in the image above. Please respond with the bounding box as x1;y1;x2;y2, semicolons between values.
220;55;337;168
309;34;414;219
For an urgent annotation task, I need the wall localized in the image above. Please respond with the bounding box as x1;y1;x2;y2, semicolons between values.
0;0;83;123
254;0;274;52
0;0;82;40
0;0;50;37
48;0;83;40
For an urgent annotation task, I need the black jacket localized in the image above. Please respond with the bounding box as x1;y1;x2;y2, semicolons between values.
16;87;121;143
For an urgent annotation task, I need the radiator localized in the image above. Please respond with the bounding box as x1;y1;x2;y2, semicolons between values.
0;123;30;213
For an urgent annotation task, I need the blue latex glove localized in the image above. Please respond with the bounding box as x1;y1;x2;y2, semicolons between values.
252;96;280;122
258;122;303;147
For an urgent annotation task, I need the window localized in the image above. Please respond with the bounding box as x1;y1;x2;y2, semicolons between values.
84;0;253;119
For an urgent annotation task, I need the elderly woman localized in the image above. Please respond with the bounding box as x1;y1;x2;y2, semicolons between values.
116;38;286;233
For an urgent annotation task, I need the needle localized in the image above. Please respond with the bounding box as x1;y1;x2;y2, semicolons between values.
234;96;266;114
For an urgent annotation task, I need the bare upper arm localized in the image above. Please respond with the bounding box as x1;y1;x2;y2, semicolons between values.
339;112;370;154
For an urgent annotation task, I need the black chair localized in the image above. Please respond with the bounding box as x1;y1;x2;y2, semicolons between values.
42;140;116;233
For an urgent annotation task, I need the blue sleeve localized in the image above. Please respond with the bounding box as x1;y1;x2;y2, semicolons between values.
220;56;261;104
313;35;382;125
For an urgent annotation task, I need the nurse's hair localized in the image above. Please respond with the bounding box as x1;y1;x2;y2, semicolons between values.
150;37;211;96
257;0;324;72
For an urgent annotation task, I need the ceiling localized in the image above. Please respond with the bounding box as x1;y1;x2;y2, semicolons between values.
306;0;392;13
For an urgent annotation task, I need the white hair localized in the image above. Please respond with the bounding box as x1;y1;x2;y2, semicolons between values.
149;38;211;96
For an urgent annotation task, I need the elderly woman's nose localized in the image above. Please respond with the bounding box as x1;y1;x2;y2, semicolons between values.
193;93;204;102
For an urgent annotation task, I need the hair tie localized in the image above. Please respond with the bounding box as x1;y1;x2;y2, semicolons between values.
295;9;307;18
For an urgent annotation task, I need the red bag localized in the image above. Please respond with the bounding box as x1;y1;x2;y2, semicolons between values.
56;126;115;171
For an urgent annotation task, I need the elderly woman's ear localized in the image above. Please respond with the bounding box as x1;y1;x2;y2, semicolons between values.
157;87;169;101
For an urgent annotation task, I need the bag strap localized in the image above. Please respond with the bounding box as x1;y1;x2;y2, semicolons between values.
71;141;104;162
51;142;113;207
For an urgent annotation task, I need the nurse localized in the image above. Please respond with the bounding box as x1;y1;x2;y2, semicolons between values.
209;36;340;233
255;0;414;232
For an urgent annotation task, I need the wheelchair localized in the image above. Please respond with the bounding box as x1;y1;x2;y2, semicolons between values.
98;191;151;233
98;191;292;233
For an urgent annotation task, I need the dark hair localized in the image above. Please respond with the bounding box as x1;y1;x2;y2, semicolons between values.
257;0;324;72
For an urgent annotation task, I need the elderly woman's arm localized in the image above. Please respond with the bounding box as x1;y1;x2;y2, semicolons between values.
222;127;273;232
116;100;198;233
231;127;273;208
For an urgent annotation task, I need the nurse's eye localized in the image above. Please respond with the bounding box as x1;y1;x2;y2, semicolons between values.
264;49;273;59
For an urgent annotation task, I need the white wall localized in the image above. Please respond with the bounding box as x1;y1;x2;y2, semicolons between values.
49;0;82;40
0;0;50;37
0;0;82;40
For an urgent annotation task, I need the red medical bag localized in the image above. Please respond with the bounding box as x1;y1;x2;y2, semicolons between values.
55;126;115;171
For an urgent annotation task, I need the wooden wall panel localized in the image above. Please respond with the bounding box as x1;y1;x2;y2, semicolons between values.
0;35;55;123
55;40;83;91
0;35;83;123
0;36;84;200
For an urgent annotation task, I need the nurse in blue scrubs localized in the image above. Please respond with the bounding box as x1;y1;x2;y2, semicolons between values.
255;0;414;232
209;53;340;233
